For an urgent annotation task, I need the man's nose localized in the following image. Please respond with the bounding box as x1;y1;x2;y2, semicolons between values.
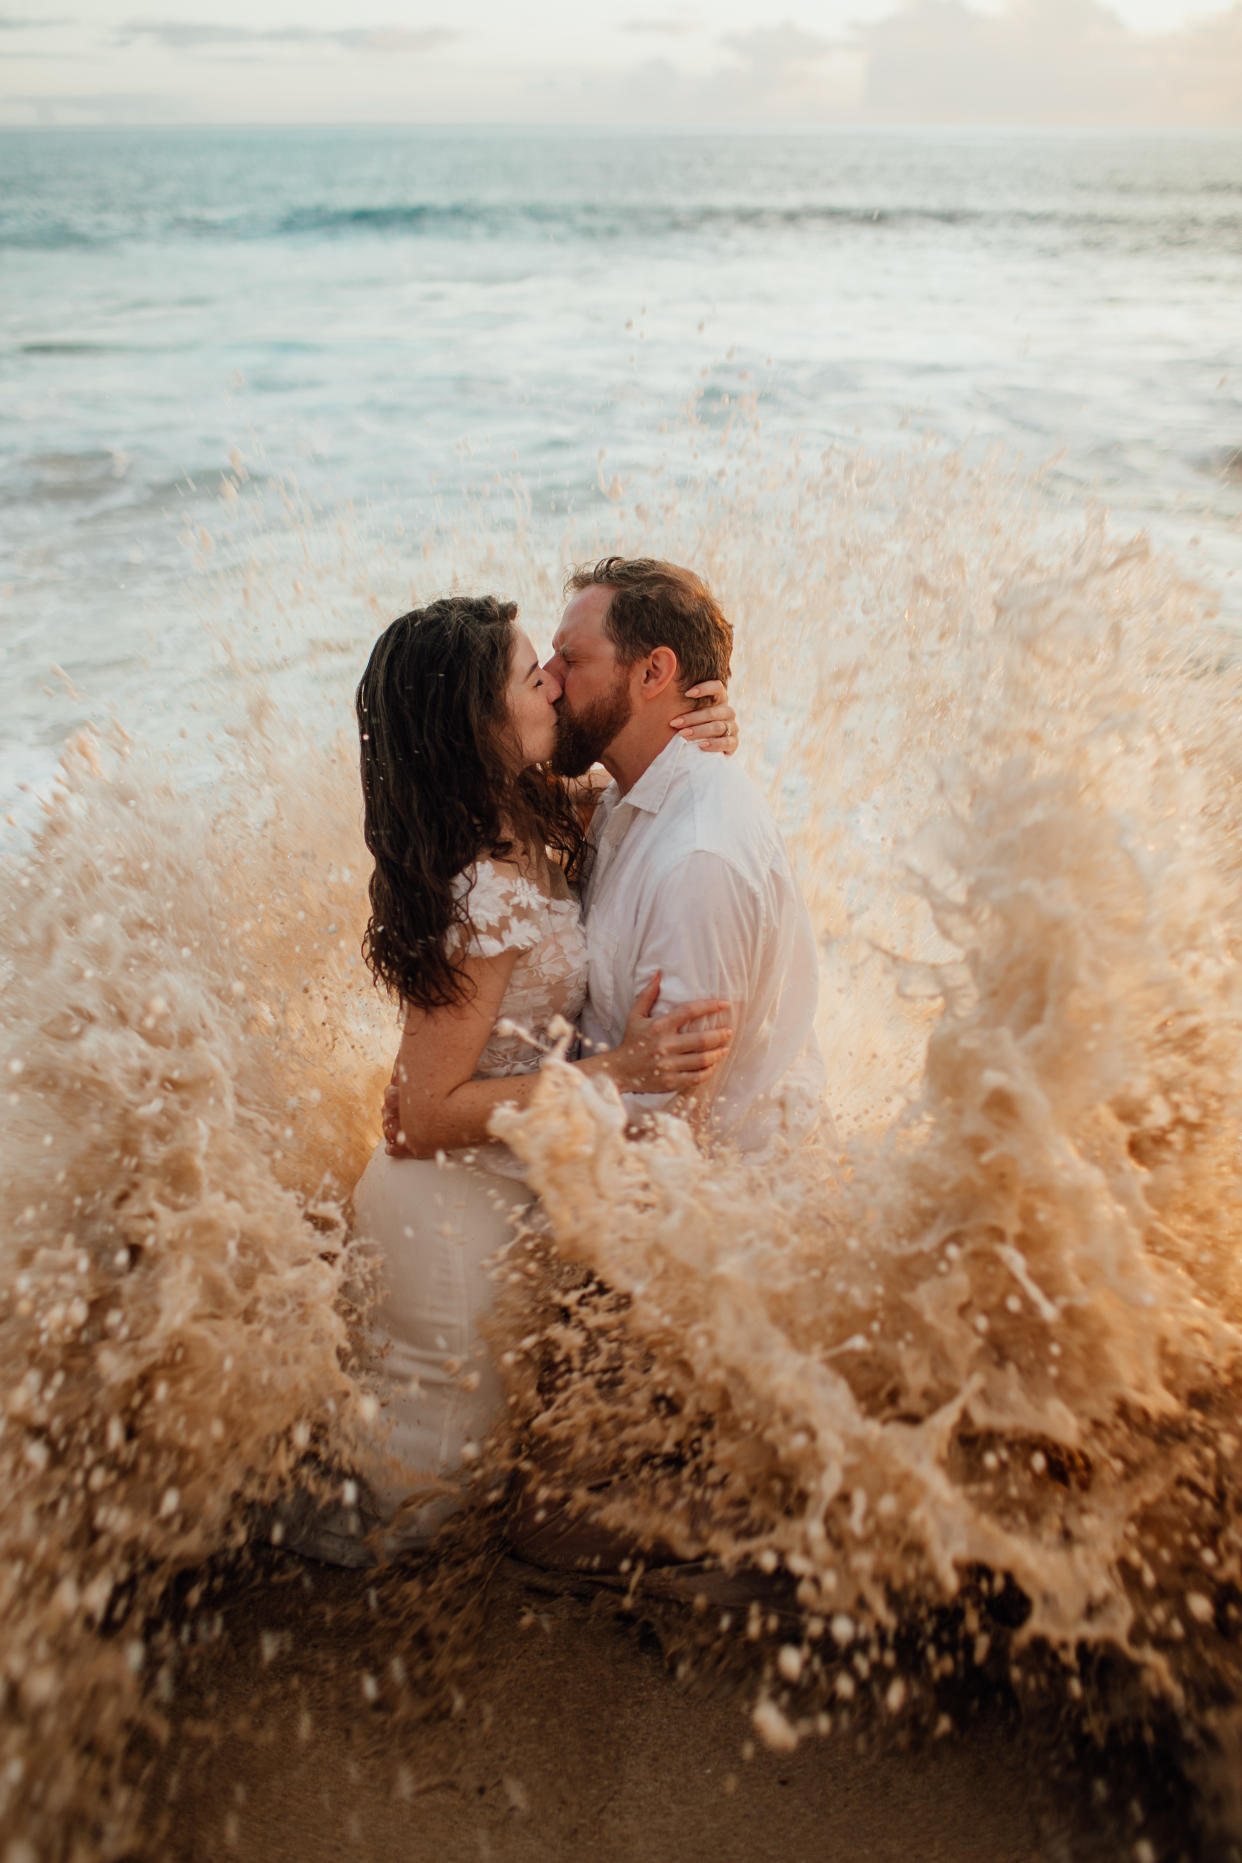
543;653;567;686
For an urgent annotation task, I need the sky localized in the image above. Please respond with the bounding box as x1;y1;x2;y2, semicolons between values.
1;0;1240;126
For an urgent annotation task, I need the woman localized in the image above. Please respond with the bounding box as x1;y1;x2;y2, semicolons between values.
332;594;735;1561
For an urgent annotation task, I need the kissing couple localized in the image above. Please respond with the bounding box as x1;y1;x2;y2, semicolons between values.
295;556;825;1565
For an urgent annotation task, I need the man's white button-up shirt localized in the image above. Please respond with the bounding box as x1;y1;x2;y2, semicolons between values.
580;734;825;1152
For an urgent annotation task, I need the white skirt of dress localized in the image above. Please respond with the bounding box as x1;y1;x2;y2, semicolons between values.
349;1144;534;1554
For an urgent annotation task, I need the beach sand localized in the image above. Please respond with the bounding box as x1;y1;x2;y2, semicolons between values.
150;1557;1140;1863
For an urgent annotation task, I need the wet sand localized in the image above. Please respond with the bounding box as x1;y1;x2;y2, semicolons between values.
152;1558;1137;1863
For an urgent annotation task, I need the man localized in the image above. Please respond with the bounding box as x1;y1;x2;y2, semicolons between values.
500;557;825;1571
547;555;824;1153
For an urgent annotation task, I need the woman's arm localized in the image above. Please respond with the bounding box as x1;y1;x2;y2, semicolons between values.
566;681;748;827
670;678;738;752
561;679;740;821
390;955;732;1159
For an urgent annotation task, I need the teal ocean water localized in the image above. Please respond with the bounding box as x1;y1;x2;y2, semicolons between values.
1;125;1240;801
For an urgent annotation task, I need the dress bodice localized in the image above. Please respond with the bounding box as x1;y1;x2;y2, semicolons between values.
451;857;588;1077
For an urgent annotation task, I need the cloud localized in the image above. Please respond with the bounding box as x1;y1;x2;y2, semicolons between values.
4;0;1240;124
114;20;461;56
621;15;701;32
852;0;1242;125
712;21;863;113
568;20;862;122
5;86;187;117
720;21;847;78
0;13;74;24
596;1;1242;127
720;20;844;68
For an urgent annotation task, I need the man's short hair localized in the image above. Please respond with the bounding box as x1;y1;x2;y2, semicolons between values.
565;556;733;691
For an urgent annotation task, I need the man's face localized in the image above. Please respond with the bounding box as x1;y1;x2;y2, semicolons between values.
546;586;634;777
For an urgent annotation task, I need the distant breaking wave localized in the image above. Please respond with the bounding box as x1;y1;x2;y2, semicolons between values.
4;198;1241;251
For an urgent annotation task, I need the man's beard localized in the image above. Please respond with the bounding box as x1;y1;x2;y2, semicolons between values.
551;681;633;778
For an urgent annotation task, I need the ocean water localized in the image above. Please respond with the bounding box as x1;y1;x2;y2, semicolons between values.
2;126;1241;792
3;127;1242;1857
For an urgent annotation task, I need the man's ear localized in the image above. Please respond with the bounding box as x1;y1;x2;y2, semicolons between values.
639;646;680;698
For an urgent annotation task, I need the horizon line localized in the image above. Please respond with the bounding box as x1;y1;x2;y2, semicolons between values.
2;117;1240;133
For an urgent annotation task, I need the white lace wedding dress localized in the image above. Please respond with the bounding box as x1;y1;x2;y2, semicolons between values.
345;857;588;1557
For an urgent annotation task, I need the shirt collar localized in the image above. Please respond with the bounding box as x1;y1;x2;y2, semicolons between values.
612;733;690;817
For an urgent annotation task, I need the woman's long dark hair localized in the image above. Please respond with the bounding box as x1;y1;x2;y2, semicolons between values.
356;595;586;1010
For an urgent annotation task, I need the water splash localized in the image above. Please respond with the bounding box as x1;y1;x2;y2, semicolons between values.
490;474;1242;1774
2;433;1241;1852
0;716;386;1846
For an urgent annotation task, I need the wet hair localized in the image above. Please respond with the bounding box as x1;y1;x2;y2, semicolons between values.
356;595;586;1010
565;556;733;691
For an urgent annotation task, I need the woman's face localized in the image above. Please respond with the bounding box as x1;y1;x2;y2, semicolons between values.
503;626;563;769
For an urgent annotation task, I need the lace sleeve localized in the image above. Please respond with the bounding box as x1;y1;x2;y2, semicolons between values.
451;860;546;960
